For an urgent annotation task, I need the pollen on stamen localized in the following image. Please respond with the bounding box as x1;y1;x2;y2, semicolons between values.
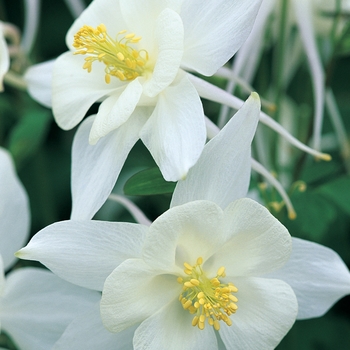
73;24;148;83
177;257;238;332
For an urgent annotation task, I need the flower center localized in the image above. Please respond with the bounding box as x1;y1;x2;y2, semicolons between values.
73;24;149;84
177;257;238;331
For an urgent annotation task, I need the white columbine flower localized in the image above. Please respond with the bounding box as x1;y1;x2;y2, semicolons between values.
17;95;350;349
54;0;261;150
38;0;261;219
100;197;298;349
0;147;101;349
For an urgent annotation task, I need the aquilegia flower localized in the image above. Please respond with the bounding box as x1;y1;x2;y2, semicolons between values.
53;0;261;149
100;197;298;349
0;147;101;349
45;0;262;219
17;95;350;349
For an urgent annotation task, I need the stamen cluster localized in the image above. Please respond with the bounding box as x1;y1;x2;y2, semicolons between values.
73;24;148;83
177;257;238;331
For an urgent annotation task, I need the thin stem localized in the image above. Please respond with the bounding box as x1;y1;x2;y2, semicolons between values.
215;67;277;113
4;71;27;90
251;158;296;220
273;0;289;106
292;0;325;152
325;88;350;173
108;194;152;226
272;0;289;172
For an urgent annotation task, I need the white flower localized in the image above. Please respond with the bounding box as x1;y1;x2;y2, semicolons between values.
0;266;101;350
33;0;261;219
0;147;100;349
17;95;350;349
100;198;298;349
0;147;29;270
54;0;261;143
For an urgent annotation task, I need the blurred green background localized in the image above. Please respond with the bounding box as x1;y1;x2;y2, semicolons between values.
1;0;350;349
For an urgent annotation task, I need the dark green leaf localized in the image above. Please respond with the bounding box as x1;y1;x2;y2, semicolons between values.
8;108;52;169
277;312;350;350
286;191;337;240
124;167;176;196
317;176;350;215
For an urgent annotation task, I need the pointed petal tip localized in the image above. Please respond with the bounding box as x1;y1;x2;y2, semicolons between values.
88;136;98;146
250;91;260;101
15;247;34;260
14;249;24;259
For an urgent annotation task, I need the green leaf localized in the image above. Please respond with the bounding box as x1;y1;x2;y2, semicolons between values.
8;108;52;169
300;159;343;185
277;312;350;350
286;191;337;240
124;167;176;196
317;176;350;215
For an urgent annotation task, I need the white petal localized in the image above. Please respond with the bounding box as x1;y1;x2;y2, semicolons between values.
24;60;54;108
54;302;136;350
52;52;119;130
66;0;127;49
71;109;148;220
0;23;10;91
16;220;148;291
140;73;206;181
209;198;291;278
219;277;297;350
266;237;350;320
133;299;218;350
142;9;184;98
181;0;262;76
89;78;143;144
0;148;30;270
143;201;226;272
120;0;183;51
1;268;100;350
108;194;152;226
171;93;260;209
101;259;179;333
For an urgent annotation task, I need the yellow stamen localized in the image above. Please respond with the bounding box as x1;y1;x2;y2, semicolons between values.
73;24;148;83
178;257;238;331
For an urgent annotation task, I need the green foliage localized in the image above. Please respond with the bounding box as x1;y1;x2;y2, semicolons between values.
277;312;350;350
1;0;350;348
287;190;337;240
8;107;52;169
317;176;350;215
335;20;350;56
124;167;176;196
